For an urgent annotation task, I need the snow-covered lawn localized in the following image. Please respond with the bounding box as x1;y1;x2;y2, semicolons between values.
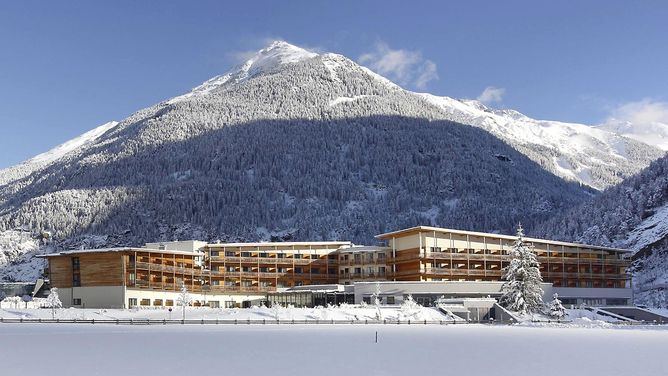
1;323;666;376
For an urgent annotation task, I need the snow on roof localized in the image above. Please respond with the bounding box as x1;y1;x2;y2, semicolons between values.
208;241;351;248
375;226;629;253
338;245;389;253
38;247;203;258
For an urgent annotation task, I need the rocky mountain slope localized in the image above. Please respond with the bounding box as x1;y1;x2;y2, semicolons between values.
0;41;661;284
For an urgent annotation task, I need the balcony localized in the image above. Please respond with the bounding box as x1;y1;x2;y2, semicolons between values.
129;262;203;276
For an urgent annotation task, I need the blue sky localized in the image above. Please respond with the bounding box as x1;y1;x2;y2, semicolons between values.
1;0;667;168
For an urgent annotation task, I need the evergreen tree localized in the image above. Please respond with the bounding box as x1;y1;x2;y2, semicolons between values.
499;225;544;313
547;293;567;320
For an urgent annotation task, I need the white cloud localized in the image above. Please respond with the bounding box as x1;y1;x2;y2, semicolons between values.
359;42;439;89
415;60;439;89
608;99;668;126
477;86;506;104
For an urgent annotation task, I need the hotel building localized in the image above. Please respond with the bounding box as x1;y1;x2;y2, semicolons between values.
40;226;633;309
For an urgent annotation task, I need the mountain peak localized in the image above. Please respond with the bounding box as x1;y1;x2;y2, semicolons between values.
174;41;318;101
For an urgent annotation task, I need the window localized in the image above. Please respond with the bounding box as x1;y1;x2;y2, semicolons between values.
226;266;235;272
165;300;174;307
72;273;81;287
208;301;220;308
242;266;251;272
153;299;163;306
140;299;150;306
377;253;386;260
260;267;269;272
72;298;82;305
128;298;138;307
210;250;219;256
387;296;395;305
128;272;136;285
225;301;236;308
225;251;235;257
295;267;303;274
241;252;251;257
241;280;252;287
362;297;371;304
430;247;442;253
294;254;302;259
211;280;220;286
259;253;268;258
129;255;135;263
225;280;235;287
211;265;219;271
312;268;320;274
72;257;80;269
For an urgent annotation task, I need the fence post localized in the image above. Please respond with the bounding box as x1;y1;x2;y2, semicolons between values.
92;319;95;325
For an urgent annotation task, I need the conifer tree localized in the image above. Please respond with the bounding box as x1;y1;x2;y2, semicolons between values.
547;293;566;320
499;225;544;313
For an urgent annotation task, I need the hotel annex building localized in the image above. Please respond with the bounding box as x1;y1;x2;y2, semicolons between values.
40;226;633;309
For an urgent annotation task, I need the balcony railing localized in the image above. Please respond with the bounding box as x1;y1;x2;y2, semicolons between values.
129;262;203;276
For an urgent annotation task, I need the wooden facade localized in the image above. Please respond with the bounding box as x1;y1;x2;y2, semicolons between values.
377;226;631;289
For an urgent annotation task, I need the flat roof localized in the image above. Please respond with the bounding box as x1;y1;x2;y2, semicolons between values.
37;247;204;258
207;241;352;248
375;226;629;253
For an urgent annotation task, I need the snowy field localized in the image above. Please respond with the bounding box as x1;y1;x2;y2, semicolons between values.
1;323;667;376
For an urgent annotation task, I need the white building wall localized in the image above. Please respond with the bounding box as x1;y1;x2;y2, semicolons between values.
57;286;126;308
124;289;264;309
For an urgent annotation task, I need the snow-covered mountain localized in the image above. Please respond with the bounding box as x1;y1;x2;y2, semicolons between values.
0;41;662;284
417;94;663;190
537;154;668;307
0;121;119;188
597;119;668;152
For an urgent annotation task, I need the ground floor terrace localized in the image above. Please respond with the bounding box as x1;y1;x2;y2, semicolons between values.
1;324;667;376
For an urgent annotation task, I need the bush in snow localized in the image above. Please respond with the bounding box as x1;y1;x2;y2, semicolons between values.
176;283;193;320
271;301;282;320
46;288;62;319
400;294;421;320
546;293;567;320
499;225;544;313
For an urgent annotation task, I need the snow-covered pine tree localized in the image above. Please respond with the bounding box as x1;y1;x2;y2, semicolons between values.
499;225;544;313
547;293;566;320
176;283;193;320
46;288;62;319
